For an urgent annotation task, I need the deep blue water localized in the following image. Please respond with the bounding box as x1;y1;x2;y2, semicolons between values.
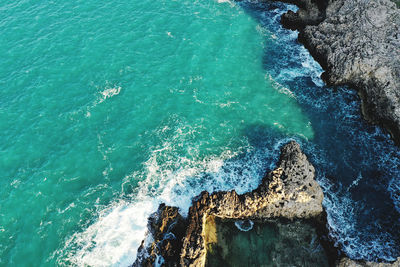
241;1;400;261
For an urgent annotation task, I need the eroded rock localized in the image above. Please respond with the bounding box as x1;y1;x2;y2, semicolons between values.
337;257;400;267
133;142;398;266
134;141;329;266
279;0;400;144
132;204;187;267
180;141;325;266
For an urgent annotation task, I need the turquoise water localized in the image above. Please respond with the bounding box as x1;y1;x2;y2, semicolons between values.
0;1;312;266
1;0;399;266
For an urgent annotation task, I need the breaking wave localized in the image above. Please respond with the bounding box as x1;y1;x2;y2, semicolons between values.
60;1;400;265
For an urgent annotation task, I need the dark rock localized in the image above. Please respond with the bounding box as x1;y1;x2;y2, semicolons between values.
278;0;329;30
132;204;187;267
279;0;400;144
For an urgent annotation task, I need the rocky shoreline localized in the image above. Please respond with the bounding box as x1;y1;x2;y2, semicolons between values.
278;0;400;144
133;141;330;266
132;1;400;266
132;142;399;266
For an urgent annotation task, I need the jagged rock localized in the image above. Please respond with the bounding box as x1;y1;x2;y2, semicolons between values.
279;0;329;29
132;204;187;267
337;257;400;267
134;142;398;266
279;0;400;144
180;141;325;266
134;141;329;267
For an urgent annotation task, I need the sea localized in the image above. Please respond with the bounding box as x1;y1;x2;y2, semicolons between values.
0;0;399;266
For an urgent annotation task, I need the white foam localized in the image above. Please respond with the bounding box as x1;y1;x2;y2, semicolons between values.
319;175;398;261
347;172;363;192
60;123;274;266
299;47;324;87
98;86;122;104
234;219;254;232
61;200;156;267
267;74;296;99
217;0;235;7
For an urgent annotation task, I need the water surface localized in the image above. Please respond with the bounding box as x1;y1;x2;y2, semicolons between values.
0;0;399;266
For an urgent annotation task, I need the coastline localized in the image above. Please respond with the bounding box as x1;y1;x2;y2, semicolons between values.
133;141;336;266
132;1;400;266
277;0;400;144
2;0;399;265
132;142;400;266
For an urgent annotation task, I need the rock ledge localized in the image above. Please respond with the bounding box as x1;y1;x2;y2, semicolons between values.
134;142;332;266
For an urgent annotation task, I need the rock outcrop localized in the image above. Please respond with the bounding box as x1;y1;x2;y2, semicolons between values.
134;141;334;266
132;204;187;267
279;0;400;144
133;141;400;266
180;141;325;266
337;257;400;267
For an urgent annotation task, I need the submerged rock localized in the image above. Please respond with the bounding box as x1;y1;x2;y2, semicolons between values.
205;218;331;267
279;0;400;144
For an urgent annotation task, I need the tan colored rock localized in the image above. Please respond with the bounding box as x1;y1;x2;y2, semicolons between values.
180;141;325;266
337;257;400;267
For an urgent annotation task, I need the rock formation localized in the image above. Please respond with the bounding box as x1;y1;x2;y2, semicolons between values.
337;257;400;267
132;204;187;267
134;141;335;266
133;141;400;266
279;0;400;144
180;141;325;266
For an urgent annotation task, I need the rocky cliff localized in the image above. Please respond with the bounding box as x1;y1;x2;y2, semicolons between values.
134;141;336;266
180;141;325;266
279;0;400;144
132;204;187;267
133;141;400;266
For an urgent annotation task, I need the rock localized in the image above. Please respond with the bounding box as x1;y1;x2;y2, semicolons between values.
206;217;331;267
133;141;331;267
279;0;400;144
279;0;329;29
337;257;400;267
132;204;187;267
180;141;326;266
134;142;398;266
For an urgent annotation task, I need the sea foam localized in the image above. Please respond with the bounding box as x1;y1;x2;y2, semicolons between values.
61;124;282;266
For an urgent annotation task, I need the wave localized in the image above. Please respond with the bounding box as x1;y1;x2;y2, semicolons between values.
235;219;254;232
59;1;400;264
59;123;288;266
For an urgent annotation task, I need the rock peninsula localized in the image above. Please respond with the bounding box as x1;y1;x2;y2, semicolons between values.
132;1;400;265
133;141;336;266
133;141;400;266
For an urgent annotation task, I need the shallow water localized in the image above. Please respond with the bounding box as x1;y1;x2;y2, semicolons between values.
0;0;399;266
206;218;329;267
